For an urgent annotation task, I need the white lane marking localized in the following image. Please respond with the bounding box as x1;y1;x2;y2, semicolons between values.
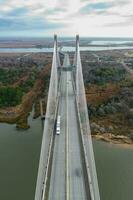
66;70;70;200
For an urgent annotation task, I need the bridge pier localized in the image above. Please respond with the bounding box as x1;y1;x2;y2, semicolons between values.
39;99;45;120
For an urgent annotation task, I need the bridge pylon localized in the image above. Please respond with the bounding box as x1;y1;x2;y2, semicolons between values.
75;35;101;200
34;35;60;200
54;34;61;67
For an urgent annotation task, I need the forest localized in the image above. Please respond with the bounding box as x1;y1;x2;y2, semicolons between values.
0;87;23;107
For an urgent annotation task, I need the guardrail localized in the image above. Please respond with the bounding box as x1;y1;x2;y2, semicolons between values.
75;99;95;200
42;94;60;200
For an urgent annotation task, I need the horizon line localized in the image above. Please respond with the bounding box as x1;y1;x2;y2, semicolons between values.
0;36;133;39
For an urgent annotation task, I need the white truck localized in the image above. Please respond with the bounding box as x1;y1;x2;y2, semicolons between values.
56;115;61;135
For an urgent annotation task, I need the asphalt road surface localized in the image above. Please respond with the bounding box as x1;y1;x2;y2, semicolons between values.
48;54;88;200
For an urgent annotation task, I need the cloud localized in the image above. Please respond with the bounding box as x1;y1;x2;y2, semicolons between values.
6;7;28;17
80;2;112;13
0;17;64;31
0;0;133;37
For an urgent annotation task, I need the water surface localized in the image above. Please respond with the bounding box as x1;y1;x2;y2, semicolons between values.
0;110;43;200
0;46;133;53
0;111;133;200
93;140;133;200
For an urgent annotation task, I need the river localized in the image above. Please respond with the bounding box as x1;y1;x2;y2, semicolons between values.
93;140;133;200
0;109;133;200
0;46;133;53
0;109;43;200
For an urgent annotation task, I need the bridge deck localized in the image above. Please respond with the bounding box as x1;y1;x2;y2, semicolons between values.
48;55;89;200
48;68;66;200
67;71;88;200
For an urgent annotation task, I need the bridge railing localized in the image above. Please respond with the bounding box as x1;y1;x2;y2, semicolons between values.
75;35;101;200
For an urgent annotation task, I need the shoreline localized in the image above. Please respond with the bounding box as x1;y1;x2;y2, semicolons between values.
92;133;133;148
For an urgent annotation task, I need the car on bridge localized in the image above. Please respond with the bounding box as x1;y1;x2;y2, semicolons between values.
56;126;60;135
56;115;61;135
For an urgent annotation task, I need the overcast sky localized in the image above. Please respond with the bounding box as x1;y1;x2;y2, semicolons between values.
0;0;133;37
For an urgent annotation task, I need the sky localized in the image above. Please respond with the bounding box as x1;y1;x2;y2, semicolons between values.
0;0;133;37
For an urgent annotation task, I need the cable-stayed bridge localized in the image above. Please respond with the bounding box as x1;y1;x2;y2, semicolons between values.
34;35;100;200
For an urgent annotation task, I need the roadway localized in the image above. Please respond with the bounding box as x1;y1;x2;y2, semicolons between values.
121;60;133;77
91;53;100;62
48;63;67;200
67;71;88;200
48;54;89;200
